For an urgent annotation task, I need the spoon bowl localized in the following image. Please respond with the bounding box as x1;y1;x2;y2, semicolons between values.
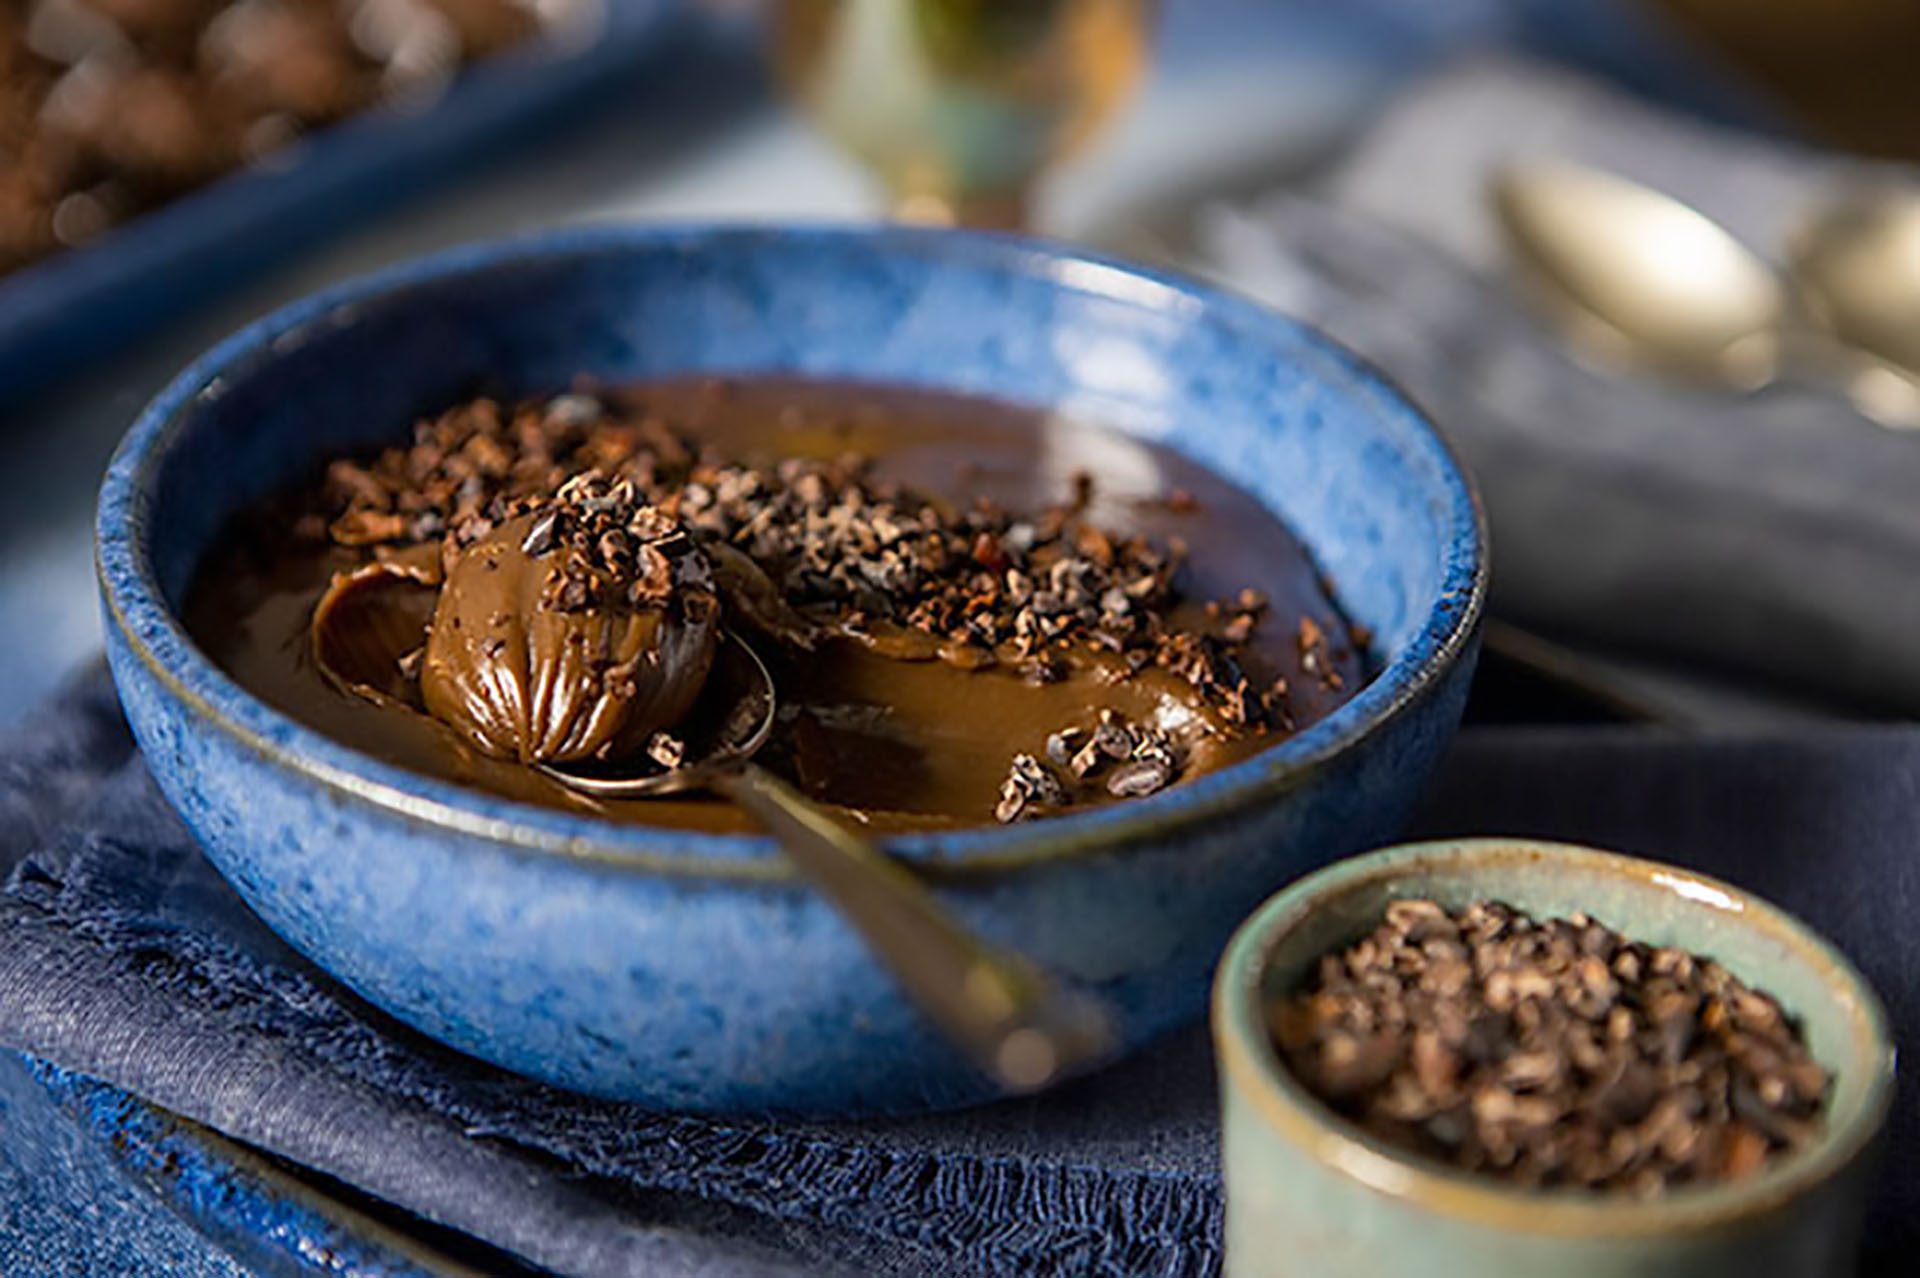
540;629;1118;1093
1794;191;1920;371
1793;191;1920;427
538;629;776;799
1492;162;1786;387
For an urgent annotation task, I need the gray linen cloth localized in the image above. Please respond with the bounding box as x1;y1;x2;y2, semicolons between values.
1197;57;1920;714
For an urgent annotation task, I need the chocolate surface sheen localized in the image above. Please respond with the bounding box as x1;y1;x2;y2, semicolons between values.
420;485;719;765
189;379;1369;833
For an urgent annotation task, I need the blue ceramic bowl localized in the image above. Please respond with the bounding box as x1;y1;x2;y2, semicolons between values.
96;225;1486;1115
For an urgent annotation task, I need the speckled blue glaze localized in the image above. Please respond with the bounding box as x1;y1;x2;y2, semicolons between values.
96;225;1485;1115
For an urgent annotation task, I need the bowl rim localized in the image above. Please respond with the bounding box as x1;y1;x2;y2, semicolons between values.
95;222;1487;879
1212;836;1896;1236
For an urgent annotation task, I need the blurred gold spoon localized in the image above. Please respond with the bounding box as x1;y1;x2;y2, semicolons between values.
1492;162;1920;429
1791;191;1920;428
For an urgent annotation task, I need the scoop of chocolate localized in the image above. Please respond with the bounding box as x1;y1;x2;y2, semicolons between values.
419;476;719;765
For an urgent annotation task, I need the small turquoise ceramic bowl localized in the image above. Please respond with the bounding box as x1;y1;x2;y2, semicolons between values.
97;225;1485;1115
1214;838;1894;1278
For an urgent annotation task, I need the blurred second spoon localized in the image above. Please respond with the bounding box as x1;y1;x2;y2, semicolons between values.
1492;161;1920;429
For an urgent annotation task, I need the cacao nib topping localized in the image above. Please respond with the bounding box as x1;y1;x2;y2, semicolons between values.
998;709;1183;822
305;391;1298;734
528;472;709;617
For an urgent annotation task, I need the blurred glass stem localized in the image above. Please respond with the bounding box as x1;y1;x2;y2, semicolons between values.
773;0;1151;230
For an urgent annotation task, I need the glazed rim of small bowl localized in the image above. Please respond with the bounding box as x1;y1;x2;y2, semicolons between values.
96;223;1487;878
1214;838;1896;1236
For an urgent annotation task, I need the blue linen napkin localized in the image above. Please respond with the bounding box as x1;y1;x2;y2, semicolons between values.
0;664;1914;1277
0;667;1221;1278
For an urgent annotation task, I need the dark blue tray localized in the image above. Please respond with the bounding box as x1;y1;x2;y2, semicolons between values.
0;0;680;408
1;1052;471;1275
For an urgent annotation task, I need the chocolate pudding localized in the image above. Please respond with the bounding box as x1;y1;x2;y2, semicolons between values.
187;379;1367;834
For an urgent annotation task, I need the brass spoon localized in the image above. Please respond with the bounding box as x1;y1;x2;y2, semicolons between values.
1791;190;1920;429
540;631;1117;1094
310;564;1114;1092
1491;162;1920;429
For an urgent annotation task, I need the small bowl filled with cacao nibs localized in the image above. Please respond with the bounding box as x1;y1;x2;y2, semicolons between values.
1213;838;1892;1278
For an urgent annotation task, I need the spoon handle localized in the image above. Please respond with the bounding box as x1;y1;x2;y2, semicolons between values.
710;765;1115;1093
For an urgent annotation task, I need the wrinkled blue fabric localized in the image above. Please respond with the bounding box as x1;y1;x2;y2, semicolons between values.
0;665;1913;1276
